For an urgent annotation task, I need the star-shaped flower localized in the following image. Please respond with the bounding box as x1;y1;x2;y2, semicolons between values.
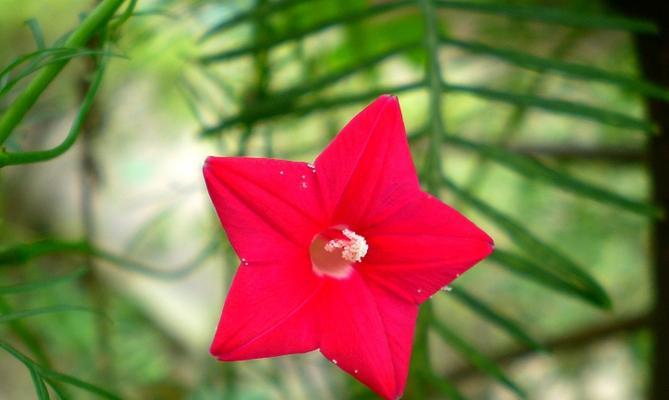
203;95;493;399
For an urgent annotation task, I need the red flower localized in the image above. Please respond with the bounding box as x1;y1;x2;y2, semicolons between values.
203;95;493;399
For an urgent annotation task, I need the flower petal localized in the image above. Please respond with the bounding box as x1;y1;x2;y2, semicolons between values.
314;95;420;228
204;157;325;263
210;259;321;360
360;194;493;303
365;284;418;399
318;272;417;400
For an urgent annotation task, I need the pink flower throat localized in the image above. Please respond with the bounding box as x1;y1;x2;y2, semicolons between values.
309;227;368;279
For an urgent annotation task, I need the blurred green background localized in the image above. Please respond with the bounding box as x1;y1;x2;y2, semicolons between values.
0;0;665;399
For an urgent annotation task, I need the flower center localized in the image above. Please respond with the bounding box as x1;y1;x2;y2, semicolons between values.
309;227;368;279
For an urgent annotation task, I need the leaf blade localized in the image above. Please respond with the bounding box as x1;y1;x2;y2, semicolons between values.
442;134;660;217
440;36;669;101
443;82;655;132
432;319;526;398
435;0;656;33
450;285;544;351
441;176;612;309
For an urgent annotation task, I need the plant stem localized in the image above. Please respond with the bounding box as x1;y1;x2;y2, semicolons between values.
419;0;445;191
0;0;124;144
410;0;445;397
0;61;106;167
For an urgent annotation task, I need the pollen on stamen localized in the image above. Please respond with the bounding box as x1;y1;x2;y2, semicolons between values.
324;229;368;263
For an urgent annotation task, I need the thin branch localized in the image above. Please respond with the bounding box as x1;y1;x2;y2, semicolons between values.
509;144;645;164
0;0;125;143
447;314;651;382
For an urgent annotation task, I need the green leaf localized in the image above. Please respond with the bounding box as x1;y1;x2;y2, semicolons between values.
425;373;466;400
0;341;120;400
1;48;77;87
0;48;120;99
0;305;105;323
199;0;413;63
29;367;51;400
40;370;120;400
442;134;660;217
449;286;544;351
0;267;87;295
440;36;669;102
443;82;655;132
434;1;656;33
488;249;603;304
204;81;422;134
432;319;526;398
0;0;126;144
92;238;219;279
0;238;219;280
201;0;313;40
1;59;107;167
0;239;89;266
25;18;46;50
202;44;418;135
45;380;68;400
441;176;612;309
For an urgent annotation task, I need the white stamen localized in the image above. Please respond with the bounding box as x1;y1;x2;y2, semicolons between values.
324;229;368;263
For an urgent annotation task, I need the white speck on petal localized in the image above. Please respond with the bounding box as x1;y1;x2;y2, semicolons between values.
354;369;359;374
279;170;285;175
442;286;453;292
417;288;423;294
301;181;308;189
332;359;338;365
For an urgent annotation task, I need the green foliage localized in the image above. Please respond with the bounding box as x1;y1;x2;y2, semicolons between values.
0;0;659;398
192;0;658;397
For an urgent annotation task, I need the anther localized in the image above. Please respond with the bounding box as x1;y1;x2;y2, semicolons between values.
324;229;368;263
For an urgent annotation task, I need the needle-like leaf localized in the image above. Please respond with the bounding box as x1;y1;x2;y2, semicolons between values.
440;36;669;101
442;134;660;217
432;319;526;398
442;175;612;309
434;1;656;33
449;285;544;351
443;82;655;132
